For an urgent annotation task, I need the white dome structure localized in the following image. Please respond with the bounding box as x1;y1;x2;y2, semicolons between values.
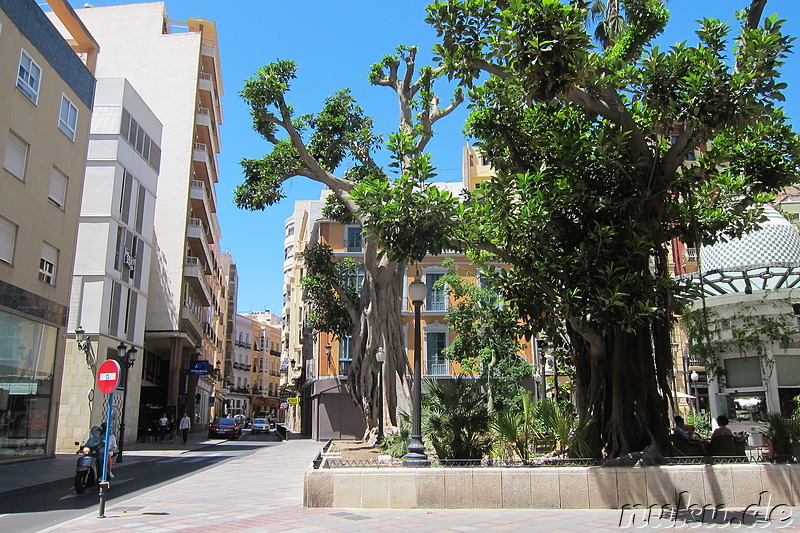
701;205;800;273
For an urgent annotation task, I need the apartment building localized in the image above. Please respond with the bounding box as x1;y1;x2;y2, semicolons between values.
48;2;228;430
57;78;161;452
243;311;282;420
0;0;97;458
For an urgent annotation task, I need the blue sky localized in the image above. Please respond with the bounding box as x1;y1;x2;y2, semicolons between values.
62;0;799;316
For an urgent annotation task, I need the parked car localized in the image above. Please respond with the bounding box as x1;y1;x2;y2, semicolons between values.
251;418;270;434
208;418;241;439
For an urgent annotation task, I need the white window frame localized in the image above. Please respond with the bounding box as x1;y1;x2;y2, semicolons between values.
48;167;68;209
39;243;58;286
425;271;448;312
0;216;17;265
424;322;450;376
58;94;78;141
3;131;29;181
17;49;41;104
338;335;354;376
345;225;363;253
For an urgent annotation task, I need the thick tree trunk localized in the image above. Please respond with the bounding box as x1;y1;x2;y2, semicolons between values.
345;237;412;430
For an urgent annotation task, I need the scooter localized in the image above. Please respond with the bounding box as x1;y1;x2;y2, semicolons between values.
74;426;104;494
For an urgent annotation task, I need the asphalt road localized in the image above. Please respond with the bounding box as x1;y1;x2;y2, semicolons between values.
0;430;281;533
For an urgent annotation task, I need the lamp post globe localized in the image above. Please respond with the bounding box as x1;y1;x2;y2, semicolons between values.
375;347;386;445
403;275;430;467
690;371;700;413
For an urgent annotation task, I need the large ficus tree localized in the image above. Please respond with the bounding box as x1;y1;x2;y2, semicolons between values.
426;0;799;456
235;48;462;428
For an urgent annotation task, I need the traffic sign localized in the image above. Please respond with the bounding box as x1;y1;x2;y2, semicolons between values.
287;397;299;404
97;359;121;393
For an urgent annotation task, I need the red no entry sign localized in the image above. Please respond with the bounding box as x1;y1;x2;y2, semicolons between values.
97;359;121;394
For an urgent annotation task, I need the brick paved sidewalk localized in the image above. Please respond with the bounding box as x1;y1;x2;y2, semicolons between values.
36;437;632;533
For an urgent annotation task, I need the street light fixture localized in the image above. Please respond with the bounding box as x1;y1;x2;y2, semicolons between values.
690;370;700;413
116;342;137;463
403;274;429;467
75;326;96;368
375;346;386;445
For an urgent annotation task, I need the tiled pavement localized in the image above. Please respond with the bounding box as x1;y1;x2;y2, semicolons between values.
2;434;795;532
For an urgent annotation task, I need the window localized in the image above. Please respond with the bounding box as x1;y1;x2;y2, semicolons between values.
342;262;364;290
17;50;41;104
48;168;68;209
120;107;160;172
426;273;446;311
58;94;78;141
426;331;448;375
0;216;17;264
39;243;58;285
3;131;28;181
338;335;353;375
345;226;363;252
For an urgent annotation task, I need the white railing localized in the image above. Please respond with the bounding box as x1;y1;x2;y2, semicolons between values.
186;256;200;267
426;362;449;376
685;247;698;262
191;180;205;191
197;106;210;116
199;72;212;81
194;142;207;152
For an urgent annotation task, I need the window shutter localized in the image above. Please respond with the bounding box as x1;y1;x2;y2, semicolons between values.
0;216;16;263
135;184;145;234
121;171;134;223
48;168;68;208
3;132;28;180
127;291;137;342
109;281;122;336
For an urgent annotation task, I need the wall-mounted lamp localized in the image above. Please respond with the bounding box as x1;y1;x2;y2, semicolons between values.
75;326;96;369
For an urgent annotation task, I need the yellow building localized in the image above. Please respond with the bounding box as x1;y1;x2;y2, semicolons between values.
0;0;98;458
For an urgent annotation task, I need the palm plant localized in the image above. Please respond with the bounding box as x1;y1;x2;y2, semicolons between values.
535;398;594;458
761;411;799;460
491;391;537;462
422;376;492;461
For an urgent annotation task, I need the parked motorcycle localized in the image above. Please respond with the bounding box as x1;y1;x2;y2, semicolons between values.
74;426;103;494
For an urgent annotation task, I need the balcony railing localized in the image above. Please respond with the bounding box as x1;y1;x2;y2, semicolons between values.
426;362;450;376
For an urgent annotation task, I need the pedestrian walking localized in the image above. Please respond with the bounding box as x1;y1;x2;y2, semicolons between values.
158;412;168;443
179;412;191;444
168;414;176;443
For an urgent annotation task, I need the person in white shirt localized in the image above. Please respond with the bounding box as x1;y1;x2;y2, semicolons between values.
179;412;191;444
158;413;168;443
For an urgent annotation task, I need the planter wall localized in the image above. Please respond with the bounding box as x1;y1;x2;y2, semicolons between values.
304;464;800;510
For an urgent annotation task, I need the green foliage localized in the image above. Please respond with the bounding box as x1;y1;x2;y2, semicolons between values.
422;376;493;460
437;258;531;412
380;410;411;458
490;390;538;462
682;409;711;438
534;398;593;457
761;411;800;458
299;244;358;339
350;172;459;263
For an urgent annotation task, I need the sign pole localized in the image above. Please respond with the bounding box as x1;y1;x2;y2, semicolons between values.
98;391;113;518
95;358;121;519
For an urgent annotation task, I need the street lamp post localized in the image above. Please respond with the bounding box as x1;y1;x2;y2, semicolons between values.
375;346;386;445
690;370;700;413
403;275;429;467
116;342;137;463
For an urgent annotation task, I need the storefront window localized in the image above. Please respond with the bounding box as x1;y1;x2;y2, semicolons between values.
0;309;58;457
725;392;767;423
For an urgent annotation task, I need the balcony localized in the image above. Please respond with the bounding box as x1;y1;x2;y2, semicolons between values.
195;106;220;155
190;179;217;218
426;362;450;376
181;304;203;340
192;142;217;184
186;218;212;266
184;257;211;306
